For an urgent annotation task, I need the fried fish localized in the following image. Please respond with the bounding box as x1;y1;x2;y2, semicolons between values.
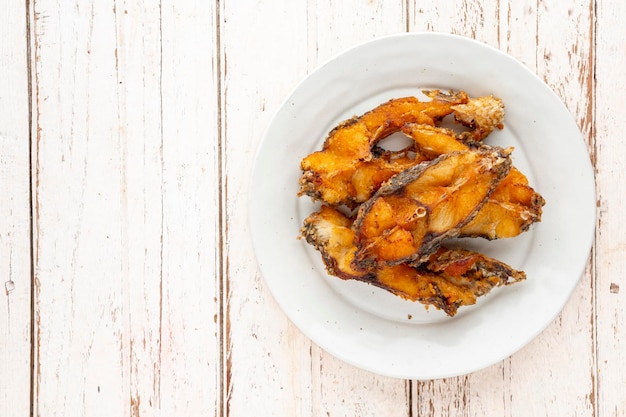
352;147;513;269
297;91;543;316
301;205;526;316
402;123;545;239
298;91;469;207
298;91;543;240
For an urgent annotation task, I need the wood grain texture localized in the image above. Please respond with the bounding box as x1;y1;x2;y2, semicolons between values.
31;0;220;415
220;1;314;416
595;0;626;415
0;1;31;416
31;1;127;413
408;0;500;42
4;0;626;415
505;1;597;415
159;1;221;414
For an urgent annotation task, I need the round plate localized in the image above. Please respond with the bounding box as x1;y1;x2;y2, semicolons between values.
249;33;595;379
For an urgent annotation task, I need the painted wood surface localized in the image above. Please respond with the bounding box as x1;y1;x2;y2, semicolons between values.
1;0;625;416
0;1;31;416
595;0;626;415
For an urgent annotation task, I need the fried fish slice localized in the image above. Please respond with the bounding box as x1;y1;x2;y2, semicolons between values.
353;148;512;269
377;250;526;316
348;147;426;204
401;124;469;159
458;165;546;239
298;91;469;207
402;123;545;239
301;206;526;316
300;205;366;280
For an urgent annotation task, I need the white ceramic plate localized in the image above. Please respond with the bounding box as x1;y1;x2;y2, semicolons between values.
249;33;595;379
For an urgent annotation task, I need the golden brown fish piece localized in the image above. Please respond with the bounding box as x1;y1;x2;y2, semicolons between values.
402;123;545;239
400;124;468;159
300;205;365;280
353;147;512;269
298;91;469;207
300;206;526;316
458;166;546;239
348;146;425;204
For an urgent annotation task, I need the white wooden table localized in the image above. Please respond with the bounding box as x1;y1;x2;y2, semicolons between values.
2;1;624;416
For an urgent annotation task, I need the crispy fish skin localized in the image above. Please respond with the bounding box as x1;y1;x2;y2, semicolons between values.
301;206;526;316
352;148;513;269
298;91;469;207
402;123;545;239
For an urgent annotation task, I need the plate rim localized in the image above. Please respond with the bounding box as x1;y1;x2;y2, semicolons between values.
248;32;596;379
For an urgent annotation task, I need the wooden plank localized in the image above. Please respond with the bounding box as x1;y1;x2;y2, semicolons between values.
31;0;144;413
409;1;596;416
594;0;626;415
159;1;221;414
113;2;168;415
408;0;500;44
307;2;413;416
219;1;314;415
31;0;220;415
31;1;127;413
0;0;32;416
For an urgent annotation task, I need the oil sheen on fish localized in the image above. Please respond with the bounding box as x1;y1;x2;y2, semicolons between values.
298;91;469;208
352;147;512;269
300;206;526;316
401;123;545;239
